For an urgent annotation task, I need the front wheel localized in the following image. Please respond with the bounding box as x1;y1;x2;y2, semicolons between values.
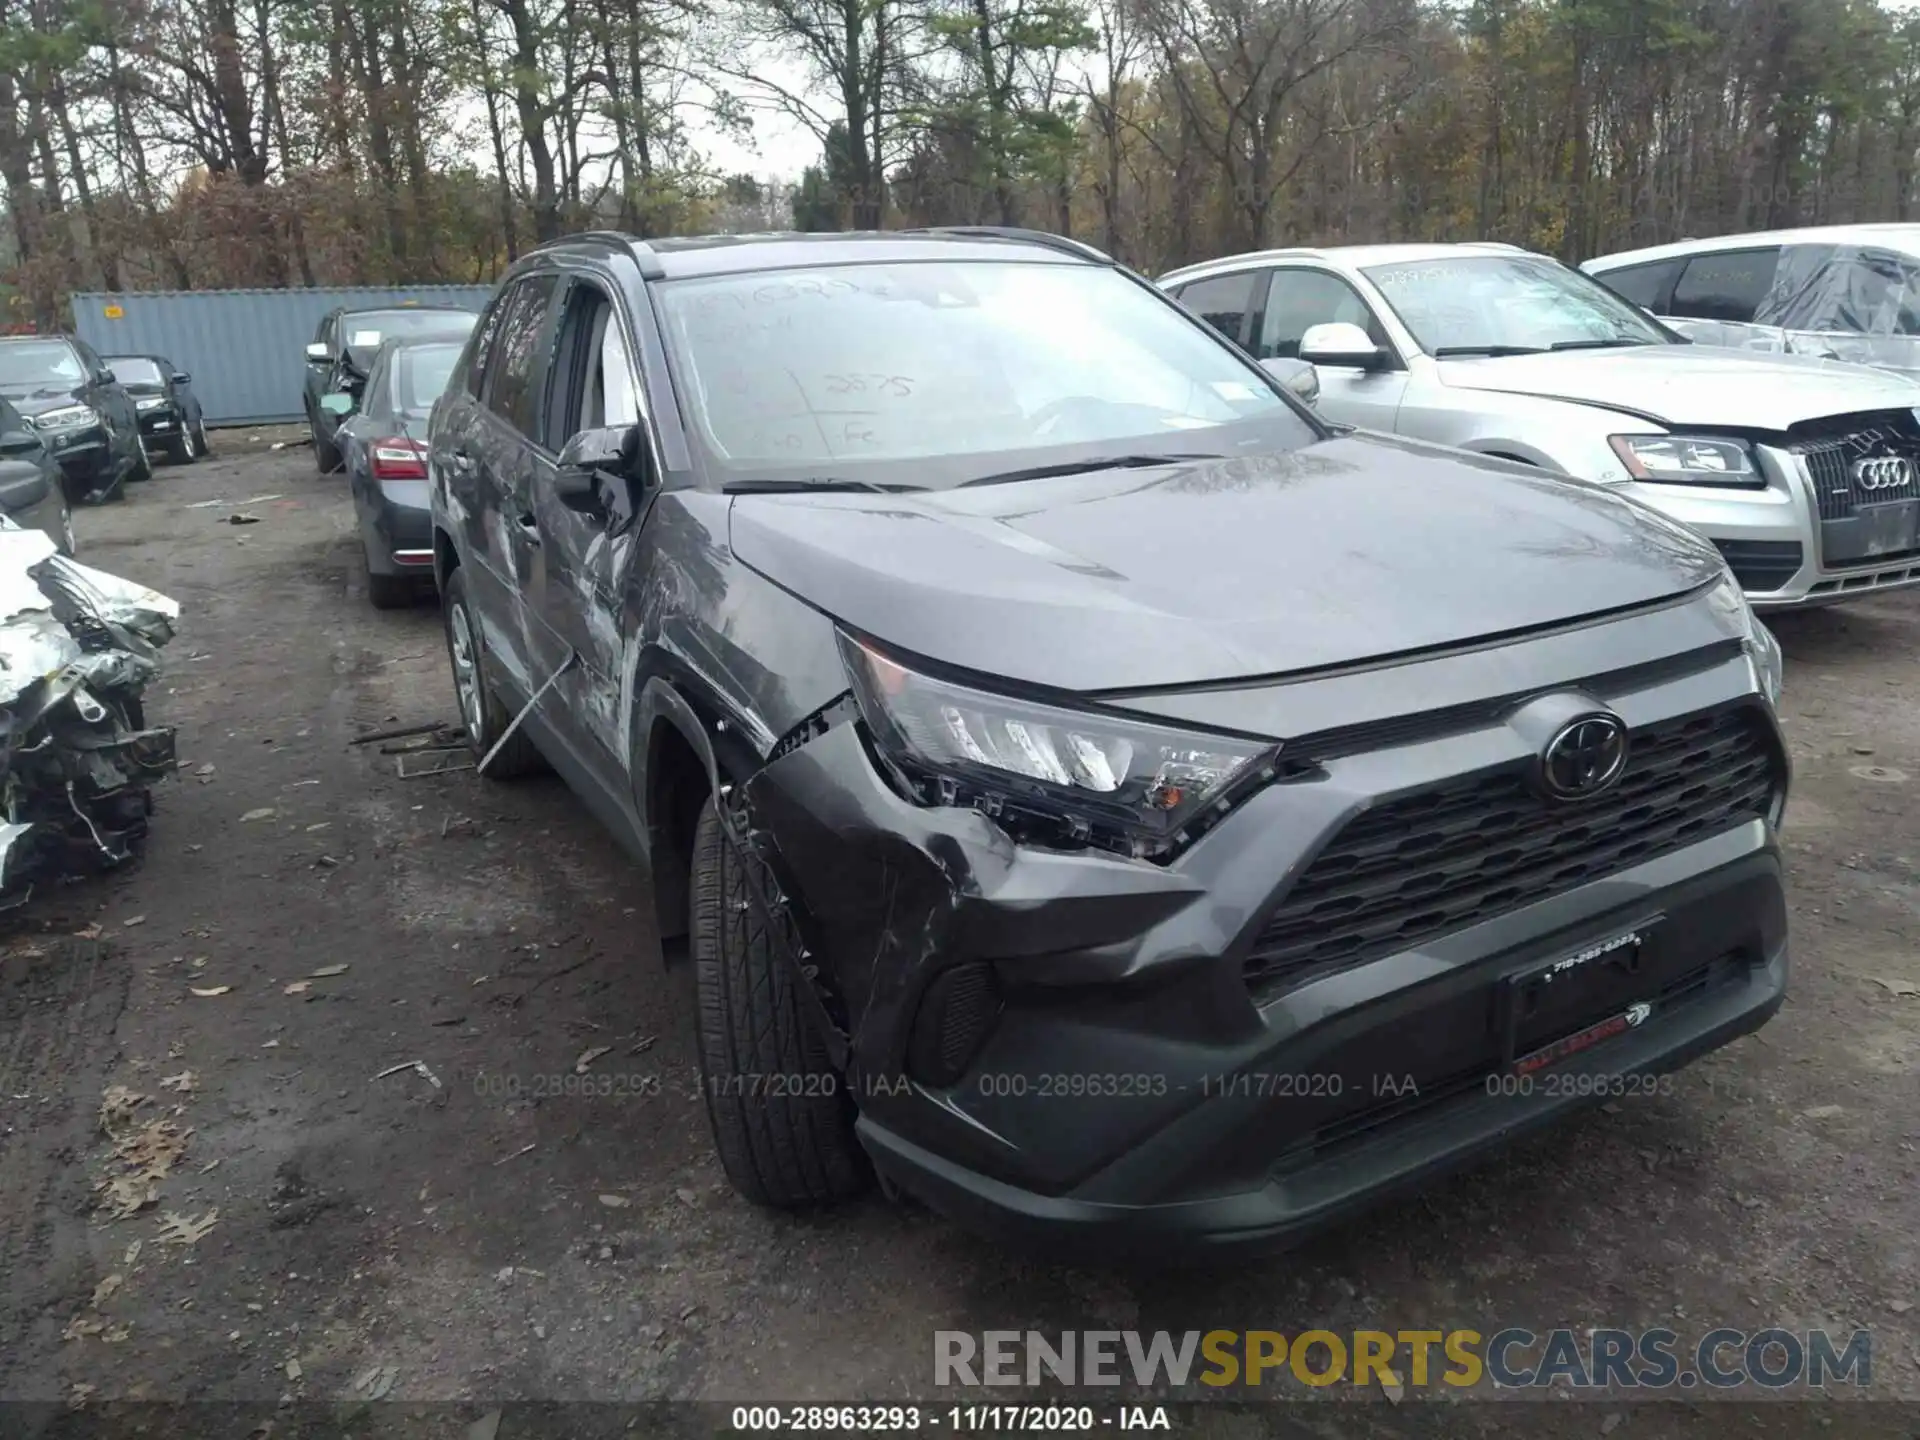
127;434;153;483
690;798;870;1209
193;418;211;458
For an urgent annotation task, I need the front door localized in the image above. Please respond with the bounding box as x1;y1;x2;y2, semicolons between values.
1253;267;1409;433
527;275;651;787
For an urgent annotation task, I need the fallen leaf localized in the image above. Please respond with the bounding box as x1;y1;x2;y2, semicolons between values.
194;763;215;777
309;964;348;978
103;1325;130;1343
1891;1299;1914;1315
574;1045;612;1074
67;1383;94;1410
121;915;147;928
353;1365;397;1399
284;1358;302;1381
239;808;276;823
74;923;103;940
64;1316;105;1341
156;1209;218;1246
99;1086;149;1134
597;1194;629;1208
189;985;232;997
123;1240;142;1267
158;1070;197;1093
282;981;310;996
91;1274;123;1308
97;1175;157;1218
1869;976;1920;997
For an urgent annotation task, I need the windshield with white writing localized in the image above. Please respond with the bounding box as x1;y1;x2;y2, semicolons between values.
655;261;1315;486
106;358;165;385
1364;257;1672;355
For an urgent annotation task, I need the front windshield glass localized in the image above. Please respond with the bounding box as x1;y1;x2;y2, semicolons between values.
654;260;1313;484
393;343;461;413
106;358;165;385
0;340;85;388
1363;256;1671;355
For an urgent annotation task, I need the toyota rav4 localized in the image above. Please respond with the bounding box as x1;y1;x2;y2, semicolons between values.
426;227;1790;1258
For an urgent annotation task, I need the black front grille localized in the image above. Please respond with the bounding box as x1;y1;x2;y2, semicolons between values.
1714;539;1803;592
1242;706;1780;995
1793;417;1920;519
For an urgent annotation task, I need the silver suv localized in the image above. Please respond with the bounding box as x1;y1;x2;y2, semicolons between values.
1161;242;1920;609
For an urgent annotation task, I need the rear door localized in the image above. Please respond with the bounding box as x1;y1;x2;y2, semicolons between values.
305;312;337;419
462;272;566;704
528;269;656;784
1166;270;1265;349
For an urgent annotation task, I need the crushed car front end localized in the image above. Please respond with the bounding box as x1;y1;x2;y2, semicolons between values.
738;575;1788;1259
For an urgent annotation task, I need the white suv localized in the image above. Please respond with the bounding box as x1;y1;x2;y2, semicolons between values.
1161;242;1920;609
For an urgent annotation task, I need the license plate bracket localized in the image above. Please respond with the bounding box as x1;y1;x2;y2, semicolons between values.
1499;922;1660;1074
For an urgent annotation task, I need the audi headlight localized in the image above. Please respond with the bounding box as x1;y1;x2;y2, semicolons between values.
1706;571;1783;706
1609;434;1762;487
840;633;1278;859
30;405;99;431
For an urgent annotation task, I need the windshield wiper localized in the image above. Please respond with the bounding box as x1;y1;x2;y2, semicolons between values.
1549;338;1657;351
722;477;921;495
1430;345;1547;358
960;452;1222;488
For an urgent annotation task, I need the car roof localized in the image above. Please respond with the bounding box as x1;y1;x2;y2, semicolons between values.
1585;224;1920;271
532;226;1107;280
1159;241;1537;285
0;333;78;344
338;303;475;318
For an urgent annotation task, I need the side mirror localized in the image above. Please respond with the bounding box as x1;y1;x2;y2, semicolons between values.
0;428;41;456
1260;357;1321;407
305;343;330;364
98;368;117;385
1299;321;1387;371
554;424;649;522
319;392;355;416
172;371;191;385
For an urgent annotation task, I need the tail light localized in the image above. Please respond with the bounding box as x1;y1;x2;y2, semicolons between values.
370;438;427;480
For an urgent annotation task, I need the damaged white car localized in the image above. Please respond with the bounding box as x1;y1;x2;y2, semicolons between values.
0;518;178;907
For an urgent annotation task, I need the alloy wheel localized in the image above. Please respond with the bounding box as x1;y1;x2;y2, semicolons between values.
448;602;485;742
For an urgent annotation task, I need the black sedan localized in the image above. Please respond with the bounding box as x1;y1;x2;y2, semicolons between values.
101;355;209;464
303;306;476;473
335;335;463;608
0;334;149;503
0;397;76;554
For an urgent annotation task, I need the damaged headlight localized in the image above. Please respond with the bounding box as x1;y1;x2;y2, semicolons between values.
135;397;169;412
839;632;1277;859
1706;570;1783;706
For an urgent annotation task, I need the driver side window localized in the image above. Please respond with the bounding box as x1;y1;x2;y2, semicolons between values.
1256;270;1387;360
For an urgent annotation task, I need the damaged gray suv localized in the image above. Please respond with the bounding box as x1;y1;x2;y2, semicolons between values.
427;227;1791;1258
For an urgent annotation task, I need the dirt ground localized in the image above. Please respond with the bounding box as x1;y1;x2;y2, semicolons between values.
0;434;1917;1430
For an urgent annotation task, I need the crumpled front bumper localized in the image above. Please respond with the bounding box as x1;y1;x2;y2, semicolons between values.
740;647;1790;1258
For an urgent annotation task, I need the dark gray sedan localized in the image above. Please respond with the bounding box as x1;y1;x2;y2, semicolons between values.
101;354;210;464
334;336;463;608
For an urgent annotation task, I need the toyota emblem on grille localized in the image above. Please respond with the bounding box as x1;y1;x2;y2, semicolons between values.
1852;455;1913;491
1539;714;1630;801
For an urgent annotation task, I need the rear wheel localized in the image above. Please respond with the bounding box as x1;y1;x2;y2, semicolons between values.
166;431;193;464
440;566;543;777
127;434;153;483
690;797;870;1209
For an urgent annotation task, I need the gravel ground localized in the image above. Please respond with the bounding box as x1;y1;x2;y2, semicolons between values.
0;436;1916;1435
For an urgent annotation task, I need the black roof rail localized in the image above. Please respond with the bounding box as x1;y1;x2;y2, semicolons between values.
901;225;1112;264
545;230;664;278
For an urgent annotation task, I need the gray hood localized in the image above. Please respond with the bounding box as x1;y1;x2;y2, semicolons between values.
1437;344;1920;430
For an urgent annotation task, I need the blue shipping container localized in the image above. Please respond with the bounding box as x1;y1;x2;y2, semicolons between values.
71;284;496;427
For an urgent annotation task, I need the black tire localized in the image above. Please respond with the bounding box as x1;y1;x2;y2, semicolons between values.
311;408;341;473
193;419;211;458
440;566;544;777
166;432;193;465
126;434;153;483
691;798;870;1209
